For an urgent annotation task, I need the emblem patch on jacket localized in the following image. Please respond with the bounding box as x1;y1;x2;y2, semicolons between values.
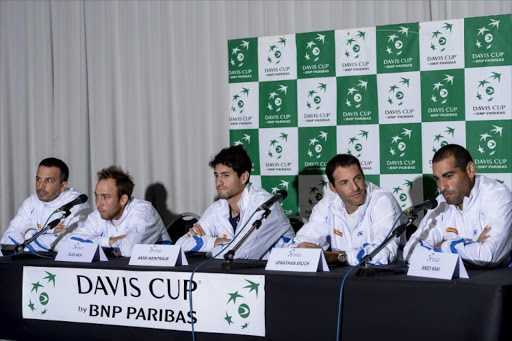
334;229;343;237
445;227;458;235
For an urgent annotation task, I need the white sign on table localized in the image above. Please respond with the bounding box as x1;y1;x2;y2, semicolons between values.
55;241;108;262
407;248;468;280
266;248;329;272
129;244;188;267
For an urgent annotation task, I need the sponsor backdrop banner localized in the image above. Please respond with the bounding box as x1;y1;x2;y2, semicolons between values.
228;14;512;218
23;266;266;337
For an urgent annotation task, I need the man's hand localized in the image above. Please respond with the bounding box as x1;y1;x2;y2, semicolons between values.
477;226;492;243
187;223;206;237
109;234;126;246
434;240;445;250
214;238;232;246
297;242;320;248
53;222;66;234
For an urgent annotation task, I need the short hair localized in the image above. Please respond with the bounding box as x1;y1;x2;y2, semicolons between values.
39;157;69;183
432;144;473;170
209;145;252;179
325;154;364;185
97;165;135;199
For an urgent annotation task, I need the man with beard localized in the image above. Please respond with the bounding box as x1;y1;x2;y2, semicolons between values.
404;144;512;267
176;145;294;259
289;154;403;266
70;165;170;256
1;157;89;252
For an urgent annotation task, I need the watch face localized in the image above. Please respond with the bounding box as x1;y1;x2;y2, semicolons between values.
338;253;347;263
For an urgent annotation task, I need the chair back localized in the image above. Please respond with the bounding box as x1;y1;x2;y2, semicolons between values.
167;212;200;243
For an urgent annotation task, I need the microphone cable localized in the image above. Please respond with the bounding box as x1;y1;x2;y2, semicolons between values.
188;209;259;341
336;212;402;341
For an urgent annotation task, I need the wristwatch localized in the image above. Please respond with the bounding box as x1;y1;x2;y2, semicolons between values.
337;252;347;264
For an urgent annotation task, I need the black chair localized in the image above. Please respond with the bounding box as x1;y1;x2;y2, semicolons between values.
167;212;200;243
287;214;308;233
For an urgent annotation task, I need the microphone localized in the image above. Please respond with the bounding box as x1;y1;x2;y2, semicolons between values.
257;190;288;211
54;194;88;213
404;198;438;216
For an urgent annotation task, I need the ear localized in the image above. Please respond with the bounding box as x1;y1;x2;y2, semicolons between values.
241;171;249;185
60;181;68;192
120;194;129;206
466;161;476;180
328;181;336;193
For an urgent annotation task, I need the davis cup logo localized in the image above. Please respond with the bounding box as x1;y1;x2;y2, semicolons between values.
224;280;261;330
270;179;290;195
346;130;369;157
346;80;369;109
307;180;328;206
477;125;503;156
306;83;327;110
267;37;286;65
474;18;500;50
388;77;410;106
392;180;413;208
231;87;250;114
267;85;288;112
429;23;453;52
432;127;455;153
344;31;366;58
389;128;413;158
304;34;326;62
233;134;251;146
386;26;410;56
230;40;251;68
268;132;288;159
26;270;56;316
307;131;328;159
430;74;454;105
476;72;501;102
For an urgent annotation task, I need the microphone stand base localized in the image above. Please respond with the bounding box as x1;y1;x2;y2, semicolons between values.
355;265;406;277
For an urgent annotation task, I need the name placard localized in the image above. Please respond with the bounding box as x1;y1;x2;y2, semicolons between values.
266;248;329;272
129;244;188;267
407;248;468;280
56;241;108;262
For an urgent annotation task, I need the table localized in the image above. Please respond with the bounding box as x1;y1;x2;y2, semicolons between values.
0;254;511;341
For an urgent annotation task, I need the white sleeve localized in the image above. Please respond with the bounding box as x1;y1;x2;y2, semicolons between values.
1;199;35;245
403;207;445;263
175;206;219;253
115;207;167;256
290;199;332;250
349;195;402;266
69;214;111;248
440;188;512;267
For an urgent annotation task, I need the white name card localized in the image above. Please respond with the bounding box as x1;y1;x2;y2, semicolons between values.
55;241;108;262
129;244;188;267
407;248;468;280
266;248;329;272
0;249;3;256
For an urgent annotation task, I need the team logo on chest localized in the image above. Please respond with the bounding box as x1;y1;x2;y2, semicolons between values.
445;227;458;235
334;229;343;237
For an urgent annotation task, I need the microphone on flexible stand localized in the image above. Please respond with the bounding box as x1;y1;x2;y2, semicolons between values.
221;190;288;269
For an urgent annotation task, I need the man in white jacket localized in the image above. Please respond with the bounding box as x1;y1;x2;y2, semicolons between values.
1;157;89;252
404;144;512;267
70;166;170;256
176;145;294;259
289;154;403;266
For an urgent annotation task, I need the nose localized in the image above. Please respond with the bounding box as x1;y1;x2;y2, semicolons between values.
350;180;360;192
438;178;448;192
37;181;45;190
216;177;223;187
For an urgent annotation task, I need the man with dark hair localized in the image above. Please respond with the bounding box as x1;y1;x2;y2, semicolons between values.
70;165;170;256
288;154;403;265
1;157;89;251
176;145;294;259
404;144;512;267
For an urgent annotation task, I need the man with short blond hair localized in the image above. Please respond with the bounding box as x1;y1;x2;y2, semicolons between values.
70;165;170;256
